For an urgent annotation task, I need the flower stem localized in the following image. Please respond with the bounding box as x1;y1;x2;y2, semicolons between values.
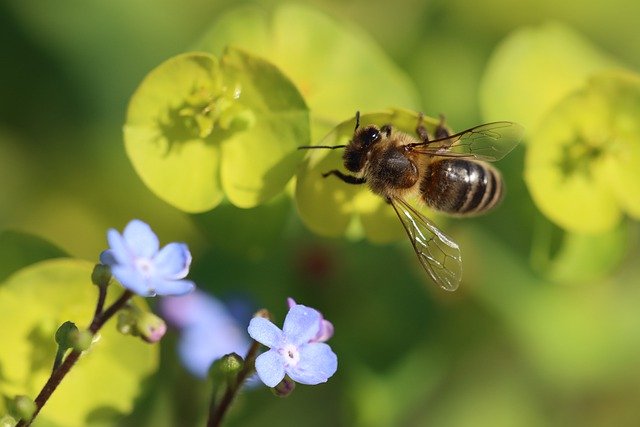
16;290;134;427
93;283;108;320
89;290;133;334
207;340;261;427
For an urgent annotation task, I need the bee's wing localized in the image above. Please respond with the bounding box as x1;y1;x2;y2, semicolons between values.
390;196;462;291
410;121;524;162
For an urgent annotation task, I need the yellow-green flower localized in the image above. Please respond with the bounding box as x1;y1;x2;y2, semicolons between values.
480;23;636;281
124;49;309;212
525;71;640;233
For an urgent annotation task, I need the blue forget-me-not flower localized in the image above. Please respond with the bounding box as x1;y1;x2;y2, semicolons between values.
248;302;337;387
160;290;251;378
100;219;195;297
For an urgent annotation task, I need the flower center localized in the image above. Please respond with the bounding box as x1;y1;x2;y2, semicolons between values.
281;343;301;367
135;257;155;278
558;135;604;179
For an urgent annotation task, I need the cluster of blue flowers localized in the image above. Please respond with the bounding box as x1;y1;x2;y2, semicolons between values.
101;219;338;388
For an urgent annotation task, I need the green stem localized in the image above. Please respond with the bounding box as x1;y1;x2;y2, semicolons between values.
16;290;134;427
206;340;261;427
51;347;66;372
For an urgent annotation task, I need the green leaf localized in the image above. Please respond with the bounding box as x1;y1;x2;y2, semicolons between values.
124;49;309;211
295;109;442;242
479;22;619;131
525;71;640;233
194;4;419;142
0;259;157;427
0;231;66;283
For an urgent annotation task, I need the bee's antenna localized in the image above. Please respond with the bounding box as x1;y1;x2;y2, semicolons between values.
298;111;360;150
298;145;347;150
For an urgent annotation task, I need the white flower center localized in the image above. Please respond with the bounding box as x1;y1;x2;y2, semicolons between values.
135;257;155;278
280;343;300;367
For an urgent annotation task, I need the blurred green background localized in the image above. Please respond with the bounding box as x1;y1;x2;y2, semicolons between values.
1;0;640;426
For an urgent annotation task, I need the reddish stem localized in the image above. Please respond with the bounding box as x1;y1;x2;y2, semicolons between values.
206;340;261;427
16;290;134;427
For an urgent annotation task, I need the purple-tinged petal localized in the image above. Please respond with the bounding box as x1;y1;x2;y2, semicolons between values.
99;249;117;266
106;229;130;265
111;266;153;296
153;243;191;279
287;343;337;385
255;350;285;387
286;297;297;308
122;220;159;258
313;319;334;343
248;317;284;348
151;278;195;297
282;305;321;346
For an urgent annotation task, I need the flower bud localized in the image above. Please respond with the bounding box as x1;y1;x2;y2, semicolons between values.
116;307;136;335
91;264;112;288
55;321;78;350
70;329;94;352
0;415;17;427
117;305;167;343
220;352;243;376
13;395;36;422
135;312;167;343
209;353;244;384
272;376;295;398
253;309;272;321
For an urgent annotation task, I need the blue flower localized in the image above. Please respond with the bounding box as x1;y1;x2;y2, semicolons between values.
100;219;195;297
248;303;338;387
160;290;251;378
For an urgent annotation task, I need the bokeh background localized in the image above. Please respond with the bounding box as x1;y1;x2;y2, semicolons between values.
1;0;640;426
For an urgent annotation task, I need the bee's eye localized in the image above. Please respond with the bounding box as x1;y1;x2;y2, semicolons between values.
361;127;380;147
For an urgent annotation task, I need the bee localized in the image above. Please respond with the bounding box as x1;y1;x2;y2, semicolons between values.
300;112;524;291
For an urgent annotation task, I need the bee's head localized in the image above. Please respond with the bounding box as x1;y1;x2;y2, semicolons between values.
343;124;385;172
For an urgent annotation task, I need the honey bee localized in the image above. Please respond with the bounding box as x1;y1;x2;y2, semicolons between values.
300;112;524;291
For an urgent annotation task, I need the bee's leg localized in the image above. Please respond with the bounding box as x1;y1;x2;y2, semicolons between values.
416;112;430;143
435;114;450;139
322;170;366;185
